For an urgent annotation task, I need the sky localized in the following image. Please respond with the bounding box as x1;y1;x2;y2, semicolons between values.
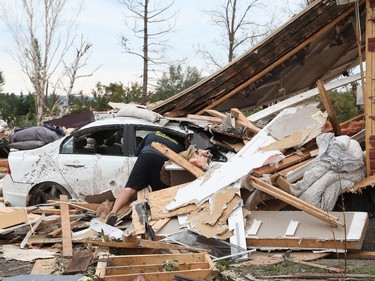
0;0;304;95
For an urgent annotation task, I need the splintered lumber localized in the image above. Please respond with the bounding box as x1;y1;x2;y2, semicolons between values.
151;142;204;177
230;108;261;134
206;109;260;134
316;79;342;136
60;195;73;257
248;176;343;227
95;252;109;279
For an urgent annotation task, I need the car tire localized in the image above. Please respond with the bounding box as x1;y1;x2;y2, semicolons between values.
29;182;71;205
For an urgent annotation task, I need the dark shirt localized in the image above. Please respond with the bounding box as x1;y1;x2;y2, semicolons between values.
135;131;184;156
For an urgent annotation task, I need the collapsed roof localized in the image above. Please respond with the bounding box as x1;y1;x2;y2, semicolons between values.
151;0;365;116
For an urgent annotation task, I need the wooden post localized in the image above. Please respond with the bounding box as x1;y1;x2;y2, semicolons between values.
366;0;375;176
60;195;73;257
316;80;342;136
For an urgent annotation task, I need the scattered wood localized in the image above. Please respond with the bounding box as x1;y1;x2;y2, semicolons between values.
99;253;215;281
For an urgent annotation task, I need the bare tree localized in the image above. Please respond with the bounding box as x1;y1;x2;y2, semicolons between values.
118;0;178;105
0;0;96;124
198;0;272;68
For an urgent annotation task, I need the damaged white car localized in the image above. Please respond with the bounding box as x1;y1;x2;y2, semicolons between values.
3;115;191;207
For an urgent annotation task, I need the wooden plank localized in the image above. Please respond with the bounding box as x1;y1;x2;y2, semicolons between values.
106;269;213;281
150;217;171;233
137;239;209;252
0;207;28;229
60;195;73;257
187;114;222;124
147;183;209;220
29;208;78;215
0;158;7;168
366;0;375;176
81;240;138;248
275;176;291;193
252;150;312;177
109;253;208;266
106;262;209;275
64;249;93;274
231;108;260;134
31;258;57;275
248;176;343;228
105;253;214;281
316;79;342;136
95;252;109;280
151;142;204;177
47;219;81;238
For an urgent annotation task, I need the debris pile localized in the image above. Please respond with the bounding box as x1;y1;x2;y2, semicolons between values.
0;77;373;280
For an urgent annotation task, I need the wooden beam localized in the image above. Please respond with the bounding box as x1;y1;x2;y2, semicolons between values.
252;150;313;177
366;0;375;176
248;176;343;228
60;195;73;257
151;142;204;177
316;80;342;136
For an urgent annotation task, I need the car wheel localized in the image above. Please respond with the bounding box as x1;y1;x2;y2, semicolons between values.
29;182;71;205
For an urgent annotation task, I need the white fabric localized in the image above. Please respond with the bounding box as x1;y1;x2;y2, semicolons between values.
290;133;365;211
116;105;162;122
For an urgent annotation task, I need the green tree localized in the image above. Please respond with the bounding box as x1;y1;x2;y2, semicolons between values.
0;71;4;92
151;64;203;102
0;92;36;127
328;87;361;123
69;91;93;113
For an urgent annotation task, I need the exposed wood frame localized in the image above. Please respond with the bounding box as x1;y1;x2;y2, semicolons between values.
196;4;358;115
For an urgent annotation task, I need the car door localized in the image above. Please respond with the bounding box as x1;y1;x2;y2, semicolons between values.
57;125;131;197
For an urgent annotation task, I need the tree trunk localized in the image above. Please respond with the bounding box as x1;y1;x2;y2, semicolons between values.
142;0;149;105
